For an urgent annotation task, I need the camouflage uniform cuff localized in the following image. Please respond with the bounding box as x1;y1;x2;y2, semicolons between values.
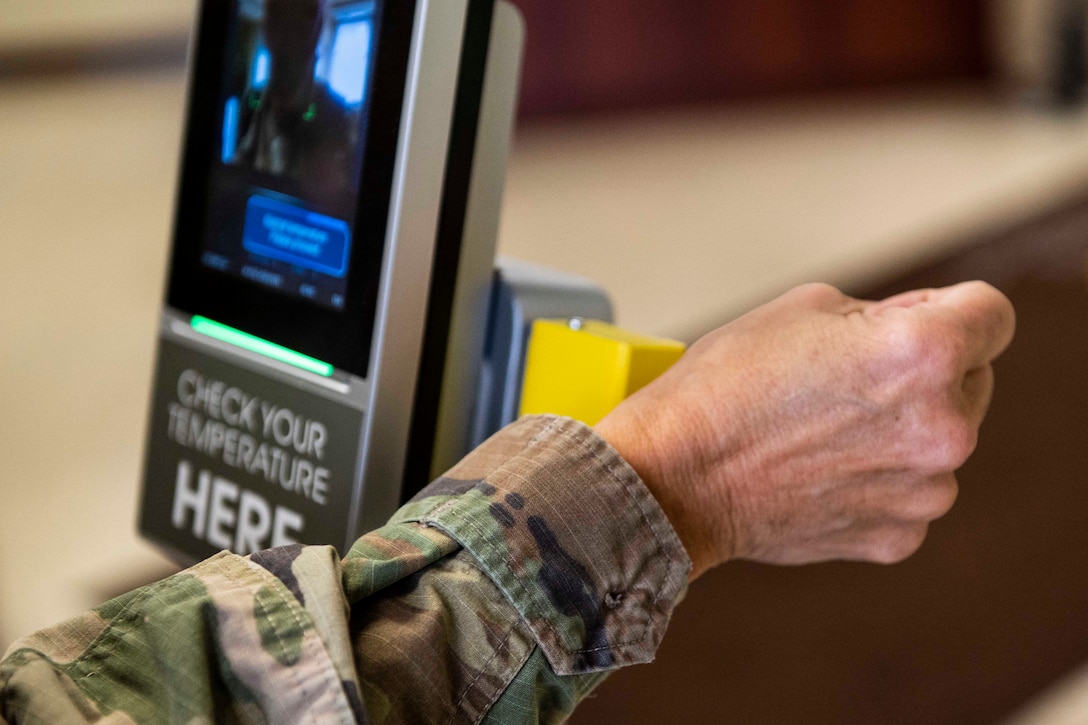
391;415;692;676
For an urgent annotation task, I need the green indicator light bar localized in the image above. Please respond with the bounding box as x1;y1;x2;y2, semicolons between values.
191;316;335;378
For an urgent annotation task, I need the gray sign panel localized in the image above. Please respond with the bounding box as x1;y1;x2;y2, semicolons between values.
140;336;365;562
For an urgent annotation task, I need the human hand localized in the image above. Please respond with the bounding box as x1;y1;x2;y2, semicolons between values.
595;282;1016;580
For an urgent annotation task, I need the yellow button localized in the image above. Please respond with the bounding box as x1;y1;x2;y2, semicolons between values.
519;319;686;426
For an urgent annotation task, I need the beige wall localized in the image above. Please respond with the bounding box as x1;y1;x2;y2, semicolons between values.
0;0;194;49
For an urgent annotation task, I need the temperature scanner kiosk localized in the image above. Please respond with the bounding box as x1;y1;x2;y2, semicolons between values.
139;0;527;562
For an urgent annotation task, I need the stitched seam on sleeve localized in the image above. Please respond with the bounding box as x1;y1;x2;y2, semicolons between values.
470;639;538;725
70;585;155;677
446;624;517;725
435;552;538;725
249;580;322;725
240;556;358;722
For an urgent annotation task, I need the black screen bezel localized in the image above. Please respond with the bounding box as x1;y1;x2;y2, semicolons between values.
167;0;418;378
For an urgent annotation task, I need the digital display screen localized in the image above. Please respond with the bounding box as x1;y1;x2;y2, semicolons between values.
199;0;380;310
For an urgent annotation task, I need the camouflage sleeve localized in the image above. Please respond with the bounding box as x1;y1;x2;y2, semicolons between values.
0;416;691;724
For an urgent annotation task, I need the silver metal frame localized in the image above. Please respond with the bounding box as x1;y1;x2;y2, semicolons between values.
427;1;526;481
349;0;473;538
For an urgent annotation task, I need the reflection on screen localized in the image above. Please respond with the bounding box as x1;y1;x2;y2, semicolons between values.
201;0;379;311
323;12;372;106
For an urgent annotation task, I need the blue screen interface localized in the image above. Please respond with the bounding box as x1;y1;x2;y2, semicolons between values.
200;0;379;310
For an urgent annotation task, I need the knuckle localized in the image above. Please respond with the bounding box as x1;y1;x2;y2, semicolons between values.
927;341;962;383
900;476;960;522
909;474;961;520
871;525;929;565
792;282;845;308
878;319;930;376
926;415;979;470
961;281;1013;321
898;406;978;472
880;317;965;384
929;476;960;518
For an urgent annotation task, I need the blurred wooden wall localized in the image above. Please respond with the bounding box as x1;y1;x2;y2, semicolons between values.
510;0;991;117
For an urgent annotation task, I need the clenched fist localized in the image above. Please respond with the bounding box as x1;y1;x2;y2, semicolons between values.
595;282;1016;580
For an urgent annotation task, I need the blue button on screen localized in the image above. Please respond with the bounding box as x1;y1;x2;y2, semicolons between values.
242;196;351;278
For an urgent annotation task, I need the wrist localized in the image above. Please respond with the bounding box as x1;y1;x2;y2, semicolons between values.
595;409;727;581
